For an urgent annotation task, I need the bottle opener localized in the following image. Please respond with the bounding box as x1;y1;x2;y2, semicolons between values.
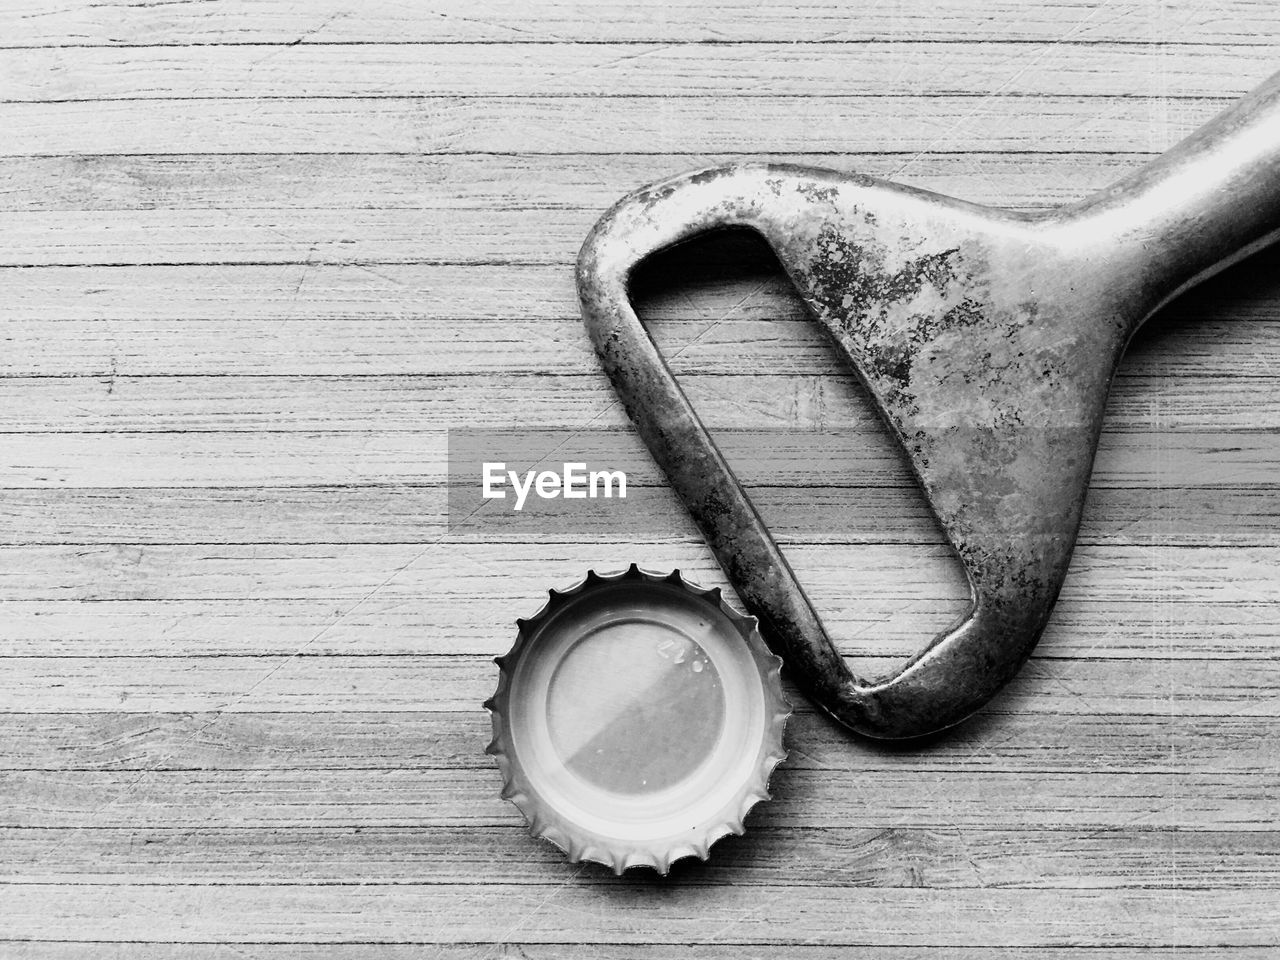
576;70;1280;740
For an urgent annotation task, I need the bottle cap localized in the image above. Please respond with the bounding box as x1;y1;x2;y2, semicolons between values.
485;564;789;874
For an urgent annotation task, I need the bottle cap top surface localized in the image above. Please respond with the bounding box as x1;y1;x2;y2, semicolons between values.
486;565;789;874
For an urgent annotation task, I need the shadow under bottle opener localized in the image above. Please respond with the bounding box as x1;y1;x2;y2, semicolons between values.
576;70;1280;741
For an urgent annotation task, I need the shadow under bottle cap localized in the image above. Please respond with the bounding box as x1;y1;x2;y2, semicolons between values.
485;564;790;875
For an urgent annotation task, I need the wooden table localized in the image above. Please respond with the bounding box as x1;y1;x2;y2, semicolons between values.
2;1;1279;954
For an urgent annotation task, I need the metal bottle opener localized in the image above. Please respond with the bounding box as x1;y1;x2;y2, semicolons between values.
576;70;1280;741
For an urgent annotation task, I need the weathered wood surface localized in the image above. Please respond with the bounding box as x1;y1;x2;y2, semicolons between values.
2;0;1279;954
5;42;1276;99
1;0;1277;45
0;95;1260;155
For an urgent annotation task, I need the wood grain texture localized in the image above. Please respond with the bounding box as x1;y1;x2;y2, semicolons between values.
0;95;1254;156
1;0;1277;45
3;42;1274;100
2;0;1279;954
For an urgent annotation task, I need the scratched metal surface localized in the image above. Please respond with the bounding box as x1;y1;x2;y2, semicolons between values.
1;0;1280;955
